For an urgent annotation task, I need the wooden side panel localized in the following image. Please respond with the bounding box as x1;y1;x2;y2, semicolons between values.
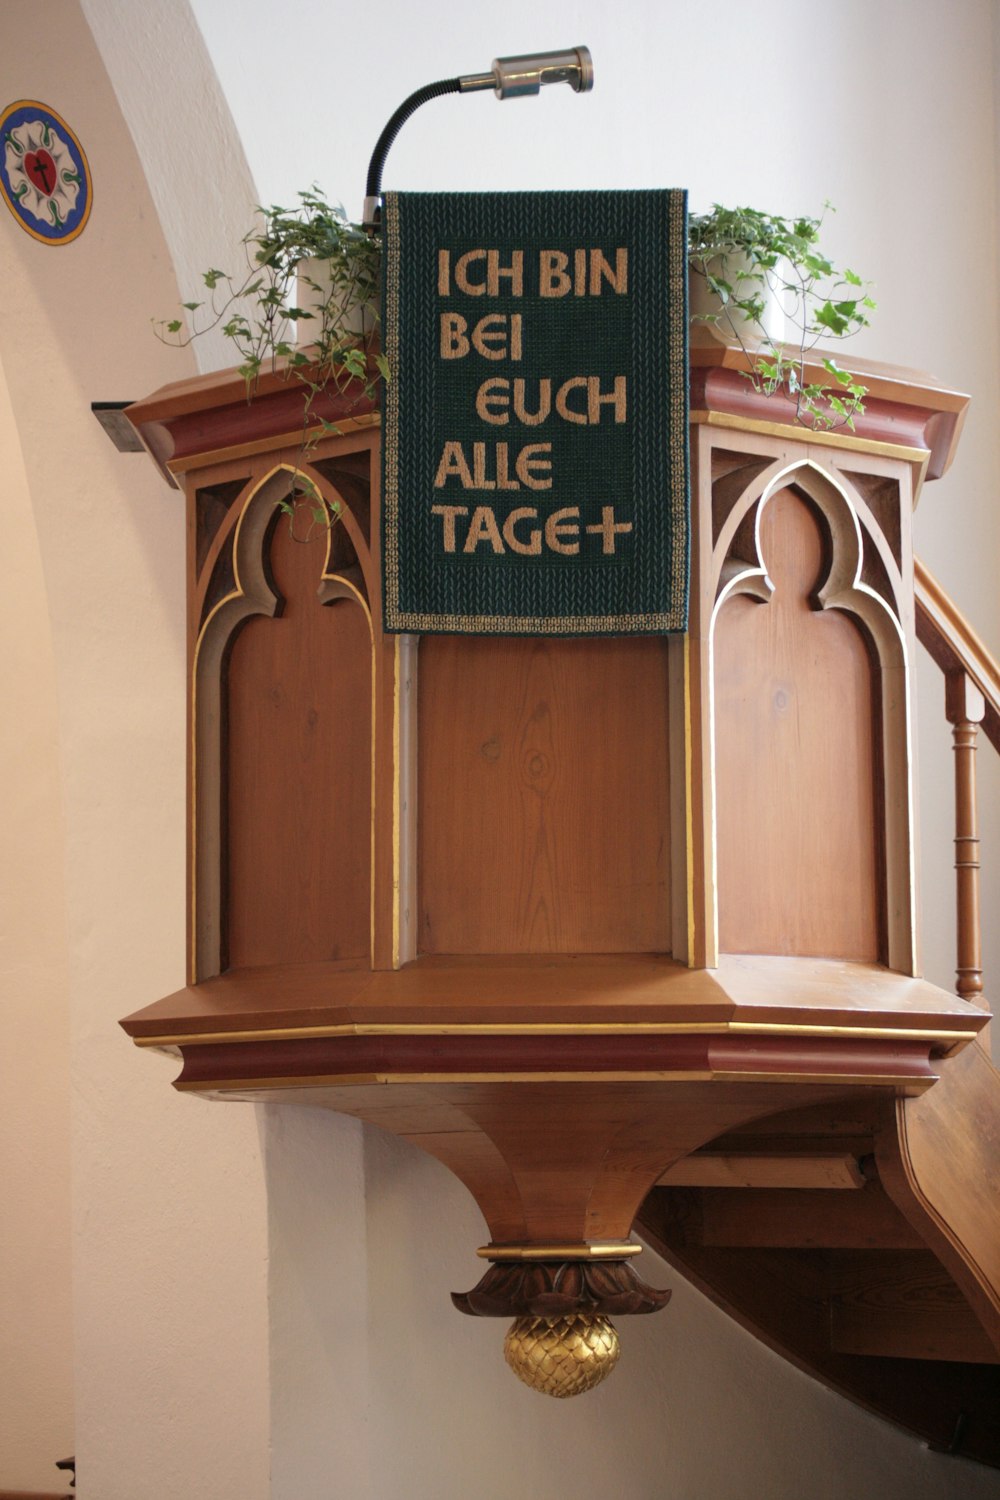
226;516;372;967
714;487;882;959
878;1040;1000;1355
678;1184;923;1250
830;1250;1000;1364
418;636;671;955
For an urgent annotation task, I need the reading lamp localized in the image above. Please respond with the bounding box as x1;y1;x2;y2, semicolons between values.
363;46;594;229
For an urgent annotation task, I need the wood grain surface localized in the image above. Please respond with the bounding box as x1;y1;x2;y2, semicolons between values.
122;952;988;1040
671;1183;923;1250
714;487;881;959
418;636;671;954
830;1249;999;1363
878;1039;1000;1354
226;511;372;966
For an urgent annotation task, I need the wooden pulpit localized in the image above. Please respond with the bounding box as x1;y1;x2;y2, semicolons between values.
121;336;1000;1449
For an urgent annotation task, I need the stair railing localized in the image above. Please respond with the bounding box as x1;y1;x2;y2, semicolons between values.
915;558;1000;1009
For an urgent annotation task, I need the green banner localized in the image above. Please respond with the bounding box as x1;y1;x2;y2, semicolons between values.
381;189;688;634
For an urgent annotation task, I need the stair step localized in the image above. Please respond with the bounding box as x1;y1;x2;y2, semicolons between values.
830;1251;1000;1364
659;1151;865;1190
667;1184;925;1250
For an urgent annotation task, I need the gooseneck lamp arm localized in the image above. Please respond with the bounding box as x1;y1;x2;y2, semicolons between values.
363;46;594;229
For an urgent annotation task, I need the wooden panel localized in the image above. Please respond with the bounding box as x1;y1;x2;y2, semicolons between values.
319;1078;859;1245
672;1184;923;1250
226;514;372;966
418;636;670;954
844;472;902;567
122;952;987;1041
715;487;881;959
878;1039;1000;1355
0;1492;73;1499
195;478;245;576
658;1151;865;1190
830;1250;999;1364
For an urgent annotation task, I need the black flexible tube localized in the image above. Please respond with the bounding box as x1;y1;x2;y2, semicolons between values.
366;77;463;203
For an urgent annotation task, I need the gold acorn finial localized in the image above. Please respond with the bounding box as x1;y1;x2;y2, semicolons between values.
503;1314;620;1397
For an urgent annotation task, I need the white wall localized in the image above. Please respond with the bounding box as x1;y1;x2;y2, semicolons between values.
3;1;999;1496
0;5;269;1495
0;338;74;1493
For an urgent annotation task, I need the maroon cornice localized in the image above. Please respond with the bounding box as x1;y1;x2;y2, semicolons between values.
171;1030;941;1093
127;339;968;488
689;332;968;480
125;354;380;485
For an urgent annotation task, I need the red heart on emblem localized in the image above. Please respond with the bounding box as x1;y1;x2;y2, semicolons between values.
25;149;57;197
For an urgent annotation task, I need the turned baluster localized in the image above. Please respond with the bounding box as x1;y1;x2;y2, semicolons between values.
945;670;987;1007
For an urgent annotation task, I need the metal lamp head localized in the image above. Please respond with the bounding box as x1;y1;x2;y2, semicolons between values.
460;46;595;99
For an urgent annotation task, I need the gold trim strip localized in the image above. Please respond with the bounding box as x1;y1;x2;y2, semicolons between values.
174;1066;933;1093
690;410;929;466
167;411;381;476
683;632;696;963
727;1023;972;1041
140;1021;728;1046
709;1070;938;1089
478;1243;642;1262
391;637;401;967
178;1071;721;1091
135;1020;977;1049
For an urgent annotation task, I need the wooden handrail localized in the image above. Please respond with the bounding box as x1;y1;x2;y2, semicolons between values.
914;557;998;1010
915;556;1000;755
0;1491;73;1498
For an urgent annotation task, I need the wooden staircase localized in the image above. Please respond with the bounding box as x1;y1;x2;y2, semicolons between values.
637;560;1000;1468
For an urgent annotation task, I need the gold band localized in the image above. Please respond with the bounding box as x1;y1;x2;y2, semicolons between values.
131;1021;977;1049
690;409;929;468
477;1242;642;1262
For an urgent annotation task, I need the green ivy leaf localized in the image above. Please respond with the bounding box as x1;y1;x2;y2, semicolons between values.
821;357;852;386
814;301;850;335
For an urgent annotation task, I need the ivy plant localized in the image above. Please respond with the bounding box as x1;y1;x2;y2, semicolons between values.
156;188;388;536
688;203;876;430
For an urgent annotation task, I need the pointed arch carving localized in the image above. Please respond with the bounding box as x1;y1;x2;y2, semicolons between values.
707;457;917;974
191;461;375;981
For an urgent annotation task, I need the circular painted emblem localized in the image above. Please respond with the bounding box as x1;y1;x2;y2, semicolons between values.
0;100;92;244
